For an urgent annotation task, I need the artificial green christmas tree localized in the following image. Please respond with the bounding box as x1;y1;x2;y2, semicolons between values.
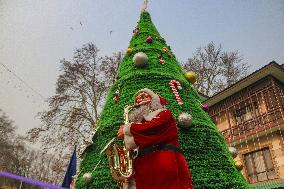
75;10;249;189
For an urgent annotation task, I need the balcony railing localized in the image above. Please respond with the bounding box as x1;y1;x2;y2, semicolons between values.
221;108;284;142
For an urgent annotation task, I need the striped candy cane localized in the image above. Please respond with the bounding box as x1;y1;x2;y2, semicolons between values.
169;80;183;105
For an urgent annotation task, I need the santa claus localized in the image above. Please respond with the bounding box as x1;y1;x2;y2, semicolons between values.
117;88;194;189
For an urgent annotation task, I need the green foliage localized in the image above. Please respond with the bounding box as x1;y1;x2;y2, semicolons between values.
75;11;249;189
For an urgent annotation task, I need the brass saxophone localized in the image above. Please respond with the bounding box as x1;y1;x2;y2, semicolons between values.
101;105;137;187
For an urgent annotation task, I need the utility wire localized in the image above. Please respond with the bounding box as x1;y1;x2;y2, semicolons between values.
0;61;46;100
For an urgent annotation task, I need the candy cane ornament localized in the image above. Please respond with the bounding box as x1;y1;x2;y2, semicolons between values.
169;80;183;105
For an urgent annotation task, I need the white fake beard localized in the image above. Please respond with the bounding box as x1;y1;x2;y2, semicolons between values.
128;104;153;123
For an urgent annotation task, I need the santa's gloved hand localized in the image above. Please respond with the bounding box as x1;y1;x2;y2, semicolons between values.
117;125;124;139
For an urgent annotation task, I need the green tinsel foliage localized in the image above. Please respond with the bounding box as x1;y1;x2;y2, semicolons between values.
75;11;249;189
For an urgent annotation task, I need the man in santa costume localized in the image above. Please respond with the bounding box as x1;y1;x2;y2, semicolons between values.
117;88;194;189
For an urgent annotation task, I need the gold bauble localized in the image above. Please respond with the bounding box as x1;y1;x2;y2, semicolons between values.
235;160;243;171
185;71;197;84
126;48;133;54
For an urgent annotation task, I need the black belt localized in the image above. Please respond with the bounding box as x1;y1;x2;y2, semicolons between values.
137;144;182;157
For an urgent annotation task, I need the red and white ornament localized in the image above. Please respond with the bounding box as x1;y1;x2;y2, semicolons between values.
162;47;169;52
169;80;183;105
113;89;120;103
159;56;165;64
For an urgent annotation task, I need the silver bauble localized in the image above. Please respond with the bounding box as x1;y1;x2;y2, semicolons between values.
133;52;148;67
229;147;238;158
178;112;192;128
83;172;93;184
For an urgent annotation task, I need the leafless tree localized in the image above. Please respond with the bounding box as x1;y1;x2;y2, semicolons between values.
0;109;16;146
0;109;67;188
18;150;66;185
183;42;249;96
0;109;19;172
101;51;123;86
26;43;122;154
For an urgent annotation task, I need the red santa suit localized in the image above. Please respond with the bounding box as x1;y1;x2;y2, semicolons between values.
123;88;194;189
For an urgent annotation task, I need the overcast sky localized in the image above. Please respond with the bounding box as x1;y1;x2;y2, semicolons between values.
0;0;284;134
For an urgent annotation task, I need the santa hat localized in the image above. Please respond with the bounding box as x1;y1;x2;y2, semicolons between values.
135;88;167;110
159;95;167;106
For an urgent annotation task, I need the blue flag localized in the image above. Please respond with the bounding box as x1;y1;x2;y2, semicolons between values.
62;146;77;188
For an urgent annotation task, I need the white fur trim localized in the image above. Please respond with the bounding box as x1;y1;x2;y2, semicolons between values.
124;135;137;150
123;123;137;150
135;88;163;110
123;123;131;135
143;108;166;121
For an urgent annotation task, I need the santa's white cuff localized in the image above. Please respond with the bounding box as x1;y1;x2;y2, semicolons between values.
124;135;137;150
123;123;132;135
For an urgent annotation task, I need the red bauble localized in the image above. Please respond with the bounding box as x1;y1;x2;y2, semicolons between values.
146;36;152;43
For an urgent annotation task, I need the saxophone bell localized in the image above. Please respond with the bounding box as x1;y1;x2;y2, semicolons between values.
101;137;134;182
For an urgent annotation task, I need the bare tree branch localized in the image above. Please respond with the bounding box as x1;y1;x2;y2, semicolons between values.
26;43;122;154
183;42;249;96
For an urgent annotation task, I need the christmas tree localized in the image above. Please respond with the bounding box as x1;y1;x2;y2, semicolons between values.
75;10;249;189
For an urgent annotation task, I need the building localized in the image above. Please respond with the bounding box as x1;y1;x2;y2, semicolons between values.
204;61;284;188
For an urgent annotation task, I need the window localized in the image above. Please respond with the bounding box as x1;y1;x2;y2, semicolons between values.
219;113;227;123
244;148;277;183
216;112;227;125
252;100;260;117
216;112;229;131
234;104;253;124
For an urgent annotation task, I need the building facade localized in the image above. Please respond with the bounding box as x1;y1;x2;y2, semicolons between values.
205;62;284;188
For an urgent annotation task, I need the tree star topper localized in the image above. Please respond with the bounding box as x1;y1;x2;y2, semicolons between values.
141;0;148;12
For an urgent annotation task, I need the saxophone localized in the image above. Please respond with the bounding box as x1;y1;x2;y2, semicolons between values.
101;105;137;187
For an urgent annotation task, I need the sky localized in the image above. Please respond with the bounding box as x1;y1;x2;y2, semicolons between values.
0;0;284;134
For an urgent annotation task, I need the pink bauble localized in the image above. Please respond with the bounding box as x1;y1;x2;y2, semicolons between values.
146;36;152;43
202;103;209;112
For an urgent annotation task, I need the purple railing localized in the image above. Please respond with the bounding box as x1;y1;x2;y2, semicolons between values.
0;171;67;189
